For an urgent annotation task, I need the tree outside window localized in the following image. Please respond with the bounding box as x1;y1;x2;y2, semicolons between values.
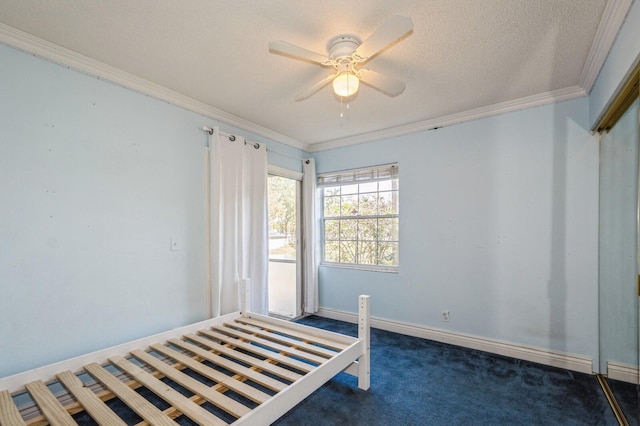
268;175;297;260
320;164;399;270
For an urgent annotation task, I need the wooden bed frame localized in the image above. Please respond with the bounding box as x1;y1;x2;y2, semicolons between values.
0;291;370;425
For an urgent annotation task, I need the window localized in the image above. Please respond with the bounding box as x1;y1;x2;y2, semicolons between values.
319;164;399;270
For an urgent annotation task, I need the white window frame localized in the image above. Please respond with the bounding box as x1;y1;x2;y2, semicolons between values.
319;163;399;272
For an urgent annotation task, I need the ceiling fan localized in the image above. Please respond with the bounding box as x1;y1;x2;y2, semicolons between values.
269;15;413;101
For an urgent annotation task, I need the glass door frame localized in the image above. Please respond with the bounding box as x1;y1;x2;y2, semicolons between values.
267;166;303;318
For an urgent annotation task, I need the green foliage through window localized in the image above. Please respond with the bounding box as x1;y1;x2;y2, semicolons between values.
319;164;399;269
268;175;297;260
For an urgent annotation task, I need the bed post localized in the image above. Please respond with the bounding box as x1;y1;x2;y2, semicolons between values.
240;279;249;317
358;294;371;390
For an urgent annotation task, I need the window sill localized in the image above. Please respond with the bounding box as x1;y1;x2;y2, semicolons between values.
320;262;399;274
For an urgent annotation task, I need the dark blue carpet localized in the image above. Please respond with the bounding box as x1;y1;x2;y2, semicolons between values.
272;316;620;426
607;378;640;425
70;316;632;425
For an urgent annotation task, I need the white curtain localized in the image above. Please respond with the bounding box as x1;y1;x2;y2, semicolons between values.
208;128;268;316
302;158;318;313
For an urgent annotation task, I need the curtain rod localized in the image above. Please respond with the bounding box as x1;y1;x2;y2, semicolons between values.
202;126;259;149
202;126;309;163
268;147;309;163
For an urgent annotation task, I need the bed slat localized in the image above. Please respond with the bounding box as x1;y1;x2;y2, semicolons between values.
130;349;248;419
56;370;127;426
109;356;226;426
234;317;349;350
167;338;287;392
183;333;302;383
84;362;178;426
0;390;26;426
150;344;269;404
24;380;78;426
198;329;313;373
212;325;328;364
225;321;338;358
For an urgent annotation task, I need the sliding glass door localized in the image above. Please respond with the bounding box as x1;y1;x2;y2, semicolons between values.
267;174;301;318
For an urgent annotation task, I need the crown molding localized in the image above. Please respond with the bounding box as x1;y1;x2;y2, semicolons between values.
308;85;587;152
0;23;308;151
578;0;634;93
306;0;631;152
2;0;628;156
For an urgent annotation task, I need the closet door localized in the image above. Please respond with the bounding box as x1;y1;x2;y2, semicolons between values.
599;96;639;421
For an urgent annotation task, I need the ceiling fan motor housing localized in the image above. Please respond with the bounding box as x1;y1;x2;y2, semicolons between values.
328;35;361;60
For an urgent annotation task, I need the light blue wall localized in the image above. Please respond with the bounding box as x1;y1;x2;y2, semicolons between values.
0;43;305;378
589;0;640;128
3;1;639;377
0;44;206;377
314;98;600;361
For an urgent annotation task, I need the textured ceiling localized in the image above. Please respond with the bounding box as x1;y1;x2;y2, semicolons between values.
0;0;614;149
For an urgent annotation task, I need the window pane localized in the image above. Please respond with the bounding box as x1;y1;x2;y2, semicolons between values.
378;180;393;191
341;184;358;195
340;241;357;263
324;195;340;217
358;219;377;241
358;241;377;265
341;219;357;240
341;195;358;216
378;242;399;266
358;193;378;216
268;176;297;261
324;186;340;196
359;181;377;193
325;241;340;262
325;219;340;241
378;218;398;241
378;190;399;215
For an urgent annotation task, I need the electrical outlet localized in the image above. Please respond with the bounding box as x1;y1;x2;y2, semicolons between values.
441;310;450;322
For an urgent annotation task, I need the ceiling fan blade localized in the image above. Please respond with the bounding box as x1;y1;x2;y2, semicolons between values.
354;15;413;61
269;40;331;65
358;69;406;97
295;74;336;101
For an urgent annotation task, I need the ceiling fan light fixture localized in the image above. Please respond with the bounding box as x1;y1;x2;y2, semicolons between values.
333;72;359;97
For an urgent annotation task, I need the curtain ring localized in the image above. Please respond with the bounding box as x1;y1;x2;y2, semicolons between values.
253;143;260;149
229;135;236;141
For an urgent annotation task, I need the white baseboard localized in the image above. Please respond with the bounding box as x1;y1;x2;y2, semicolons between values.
316;307;593;375
607;361;640;384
